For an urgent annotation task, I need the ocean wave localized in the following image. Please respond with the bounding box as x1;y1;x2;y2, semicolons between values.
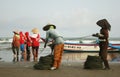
0;47;12;51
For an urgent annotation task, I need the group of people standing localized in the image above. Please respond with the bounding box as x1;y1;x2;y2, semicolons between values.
12;28;40;62
11;19;111;70
11;24;64;70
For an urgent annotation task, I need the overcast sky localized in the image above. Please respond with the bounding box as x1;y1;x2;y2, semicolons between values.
0;0;120;38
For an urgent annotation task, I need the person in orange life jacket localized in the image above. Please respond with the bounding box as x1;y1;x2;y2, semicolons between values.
31;28;40;62
19;31;27;61
43;24;64;70
92;19;111;70
12;31;20;62
25;32;32;61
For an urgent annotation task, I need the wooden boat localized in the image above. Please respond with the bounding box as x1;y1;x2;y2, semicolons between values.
64;40;120;52
41;37;120;52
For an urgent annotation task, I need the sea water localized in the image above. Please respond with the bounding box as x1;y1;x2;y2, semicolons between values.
0;42;91;62
0;42;120;62
0;43;52;62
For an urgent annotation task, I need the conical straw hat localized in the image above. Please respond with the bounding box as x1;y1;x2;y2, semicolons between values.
96;19;111;31
13;30;19;35
31;28;39;34
43;24;56;31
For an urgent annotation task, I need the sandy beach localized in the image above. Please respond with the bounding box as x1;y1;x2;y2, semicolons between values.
0;61;120;77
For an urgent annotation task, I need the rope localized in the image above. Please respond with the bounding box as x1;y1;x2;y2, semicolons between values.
66;35;92;40
79;35;92;39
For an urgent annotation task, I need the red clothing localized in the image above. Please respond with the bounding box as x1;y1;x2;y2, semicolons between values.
25;32;32;46
31;34;40;47
19;32;26;44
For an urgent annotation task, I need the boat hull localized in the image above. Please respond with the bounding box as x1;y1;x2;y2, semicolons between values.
64;43;120;52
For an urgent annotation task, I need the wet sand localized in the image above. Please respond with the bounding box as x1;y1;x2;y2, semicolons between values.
0;61;120;77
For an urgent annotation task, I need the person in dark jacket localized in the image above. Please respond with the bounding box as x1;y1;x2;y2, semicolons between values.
92;19;111;70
